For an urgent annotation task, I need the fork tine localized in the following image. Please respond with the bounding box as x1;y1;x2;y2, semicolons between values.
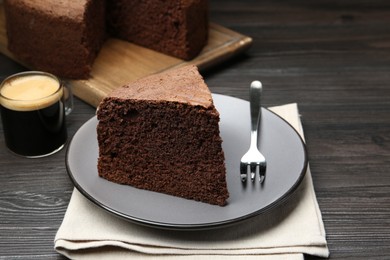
250;164;257;182
240;163;248;182
259;163;266;183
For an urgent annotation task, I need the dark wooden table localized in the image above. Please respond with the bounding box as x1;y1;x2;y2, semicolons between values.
1;0;389;259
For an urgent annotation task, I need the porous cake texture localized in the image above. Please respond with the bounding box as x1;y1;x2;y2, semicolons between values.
106;0;208;60
4;0;106;79
96;65;228;206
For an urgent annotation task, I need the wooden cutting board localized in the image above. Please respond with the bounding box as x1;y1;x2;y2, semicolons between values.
0;5;252;108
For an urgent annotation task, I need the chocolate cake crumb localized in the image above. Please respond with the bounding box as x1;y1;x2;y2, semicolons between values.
97;65;229;206
106;0;208;60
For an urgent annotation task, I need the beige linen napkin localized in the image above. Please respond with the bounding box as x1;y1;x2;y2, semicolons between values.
55;103;329;259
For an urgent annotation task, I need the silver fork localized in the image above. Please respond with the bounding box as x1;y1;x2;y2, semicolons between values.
240;81;267;183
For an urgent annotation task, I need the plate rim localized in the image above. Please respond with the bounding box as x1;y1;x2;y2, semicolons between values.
65;94;308;230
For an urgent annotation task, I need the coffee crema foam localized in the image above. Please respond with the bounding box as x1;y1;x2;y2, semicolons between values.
0;75;62;111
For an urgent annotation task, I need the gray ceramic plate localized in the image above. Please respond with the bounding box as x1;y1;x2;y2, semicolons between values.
66;94;307;230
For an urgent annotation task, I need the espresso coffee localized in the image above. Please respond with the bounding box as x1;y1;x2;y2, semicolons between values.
0;73;68;157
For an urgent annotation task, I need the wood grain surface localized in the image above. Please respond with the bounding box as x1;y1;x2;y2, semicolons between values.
1;0;390;259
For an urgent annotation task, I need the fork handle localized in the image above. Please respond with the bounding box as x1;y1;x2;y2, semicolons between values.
250;81;262;146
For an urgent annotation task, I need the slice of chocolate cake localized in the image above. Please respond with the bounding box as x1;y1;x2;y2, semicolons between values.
106;0;208;60
4;0;106;79
96;65;228;206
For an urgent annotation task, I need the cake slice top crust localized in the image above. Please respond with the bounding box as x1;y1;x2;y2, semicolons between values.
6;0;88;20
106;65;213;108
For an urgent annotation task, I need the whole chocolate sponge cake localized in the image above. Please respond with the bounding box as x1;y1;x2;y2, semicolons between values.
4;0;106;79
96;65;229;206
4;0;208;79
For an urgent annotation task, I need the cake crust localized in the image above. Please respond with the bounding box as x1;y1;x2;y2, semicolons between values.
109;66;213;108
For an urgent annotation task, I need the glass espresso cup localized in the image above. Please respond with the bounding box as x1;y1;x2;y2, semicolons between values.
0;71;73;158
